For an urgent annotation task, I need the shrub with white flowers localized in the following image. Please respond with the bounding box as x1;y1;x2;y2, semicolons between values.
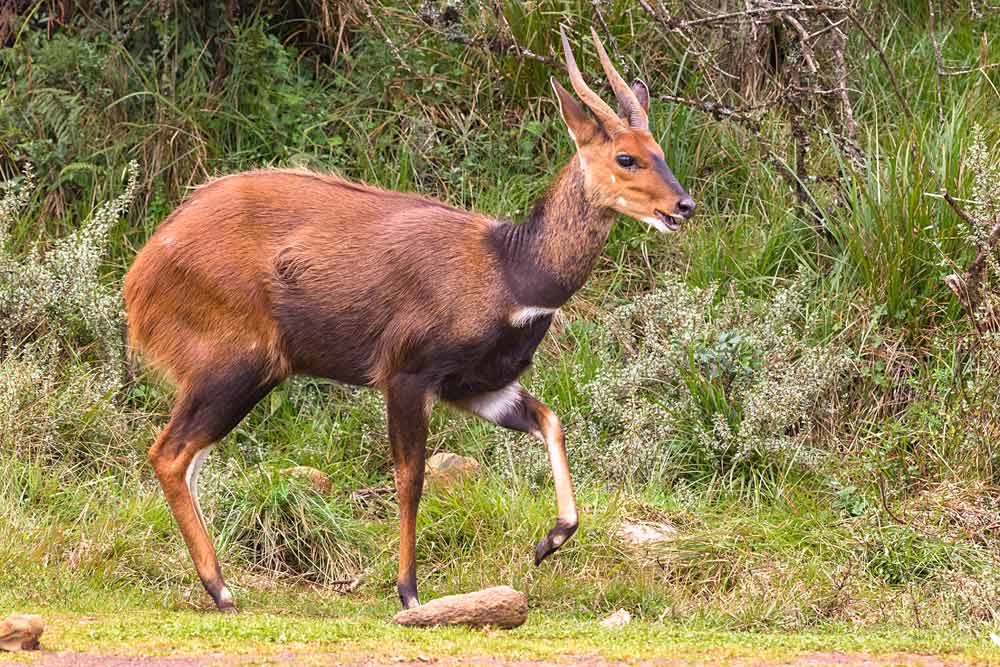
0;164;142;462
0;161;138;391
500;275;849;487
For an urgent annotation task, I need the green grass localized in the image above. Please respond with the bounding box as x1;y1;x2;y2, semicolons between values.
1;587;997;665
2;1;1000;657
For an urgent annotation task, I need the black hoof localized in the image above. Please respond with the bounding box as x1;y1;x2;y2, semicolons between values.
205;580;236;614
534;517;578;566
397;581;420;610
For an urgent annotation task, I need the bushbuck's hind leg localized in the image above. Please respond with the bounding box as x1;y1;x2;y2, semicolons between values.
452;383;578;565
149;360;277;613
385;373;433;609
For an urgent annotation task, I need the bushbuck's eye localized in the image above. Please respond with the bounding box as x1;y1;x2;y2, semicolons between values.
616;154;636;169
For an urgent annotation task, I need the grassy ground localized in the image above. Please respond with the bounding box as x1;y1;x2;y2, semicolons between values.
1;587;997;665
2;1;1000;662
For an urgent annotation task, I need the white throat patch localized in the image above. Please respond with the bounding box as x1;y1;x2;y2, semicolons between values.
510;306;558;328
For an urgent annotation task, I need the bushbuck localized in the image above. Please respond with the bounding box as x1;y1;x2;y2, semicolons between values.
124;26;695;613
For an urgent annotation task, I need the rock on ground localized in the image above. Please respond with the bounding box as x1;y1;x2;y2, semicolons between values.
0;614;43;651
424;452;480;489
599;609;632;629
393;586;527;629
281;466;333;495
617;520;678;547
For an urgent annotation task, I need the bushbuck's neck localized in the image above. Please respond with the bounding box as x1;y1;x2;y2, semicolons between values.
491;157;614;309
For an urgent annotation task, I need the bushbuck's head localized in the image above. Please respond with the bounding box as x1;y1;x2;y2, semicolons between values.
552;27;695;232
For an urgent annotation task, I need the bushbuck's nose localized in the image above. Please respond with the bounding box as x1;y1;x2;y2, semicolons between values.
676;197;696;219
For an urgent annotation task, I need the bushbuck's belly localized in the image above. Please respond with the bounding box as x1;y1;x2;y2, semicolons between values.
438;314;553;402
274;303;379;385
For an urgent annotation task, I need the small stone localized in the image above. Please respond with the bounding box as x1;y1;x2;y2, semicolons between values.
600;608;631;629
618;520;678;547
0;614;44;652
281;466;333;495
424;452;480;489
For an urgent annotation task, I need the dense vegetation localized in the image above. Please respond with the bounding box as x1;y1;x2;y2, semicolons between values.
2;0;999;639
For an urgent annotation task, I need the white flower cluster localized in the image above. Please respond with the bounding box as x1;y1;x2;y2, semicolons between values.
0;161;139;391
968;125;1000;232
0;338;137;463
0;342;54;449
0;164;34;250
965;127;1000;327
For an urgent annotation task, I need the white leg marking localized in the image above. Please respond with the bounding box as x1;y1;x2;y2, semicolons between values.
510;306;558;328
538;411;577;525
466;382;523;423
186;445;215;534
616;196;628;208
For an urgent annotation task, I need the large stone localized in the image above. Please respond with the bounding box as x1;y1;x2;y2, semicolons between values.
0;614;43;652
618;520;678;547
281;466;333;495
393;586;527;629
424;452;480;489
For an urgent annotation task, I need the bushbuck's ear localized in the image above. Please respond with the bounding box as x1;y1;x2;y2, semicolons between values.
631;79;650;114
550;77;600;147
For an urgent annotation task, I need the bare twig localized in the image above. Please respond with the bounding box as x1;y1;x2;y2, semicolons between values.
444;31;559;67
636;0;739;94
677;3;848;29
657;94;761;132
643;1;850;240
830;26;863;167
636;0;676;30
936;62;1000;76
781;12;818;74
808;15;850;40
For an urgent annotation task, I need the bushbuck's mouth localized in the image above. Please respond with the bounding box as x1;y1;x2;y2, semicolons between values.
654;209;681;232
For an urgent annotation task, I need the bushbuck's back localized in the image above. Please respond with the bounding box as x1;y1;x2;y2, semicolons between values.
125;169;502;389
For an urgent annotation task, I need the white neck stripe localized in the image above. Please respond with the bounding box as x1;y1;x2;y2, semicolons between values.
510;306;558;327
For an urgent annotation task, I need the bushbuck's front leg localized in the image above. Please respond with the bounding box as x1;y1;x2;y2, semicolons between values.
453;383;578;564
386;374;432;609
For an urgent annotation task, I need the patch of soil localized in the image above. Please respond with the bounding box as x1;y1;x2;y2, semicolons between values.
0;652;982;667
740;654;976;667
376;656;984;667
0;653;247;667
